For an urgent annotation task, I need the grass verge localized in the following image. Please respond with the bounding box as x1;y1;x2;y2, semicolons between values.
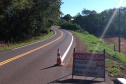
73;31;126;77
0;30;54;50
106;59;126;77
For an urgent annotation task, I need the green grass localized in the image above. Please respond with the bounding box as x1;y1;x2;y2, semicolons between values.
0;31;54;50
106;59;126;77
73;31;126;77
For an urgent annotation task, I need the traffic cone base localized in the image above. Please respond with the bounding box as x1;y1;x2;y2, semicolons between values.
57;63;65;66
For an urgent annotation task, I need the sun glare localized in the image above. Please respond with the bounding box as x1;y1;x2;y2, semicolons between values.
116;0;124;8
100;0;124;38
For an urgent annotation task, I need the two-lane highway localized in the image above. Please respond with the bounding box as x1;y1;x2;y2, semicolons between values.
0;26;74;84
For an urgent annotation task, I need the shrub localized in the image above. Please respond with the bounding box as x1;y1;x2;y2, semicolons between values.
60;22;83;32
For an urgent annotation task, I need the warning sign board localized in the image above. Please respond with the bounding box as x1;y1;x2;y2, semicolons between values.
72;52;105;78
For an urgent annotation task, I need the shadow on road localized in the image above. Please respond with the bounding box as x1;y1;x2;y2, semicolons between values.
40;64;61;70
49;79;102;84
48;74;103;84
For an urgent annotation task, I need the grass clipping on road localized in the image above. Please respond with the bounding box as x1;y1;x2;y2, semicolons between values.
0;31;54;50
73;31;126;77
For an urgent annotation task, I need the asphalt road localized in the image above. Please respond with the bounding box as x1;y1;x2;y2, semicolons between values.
0;26;74;84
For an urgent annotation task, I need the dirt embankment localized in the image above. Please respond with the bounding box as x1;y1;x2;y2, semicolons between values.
66;32;87;68
104;37;126;55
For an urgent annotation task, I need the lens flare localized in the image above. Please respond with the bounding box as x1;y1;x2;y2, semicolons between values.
116;0;124;8
100;0;124;38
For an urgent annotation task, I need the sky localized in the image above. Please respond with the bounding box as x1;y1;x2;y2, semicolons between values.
60;0;126;16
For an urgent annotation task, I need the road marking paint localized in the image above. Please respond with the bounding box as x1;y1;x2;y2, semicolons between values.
62;31;74;62
12;28;57;50
0;29;63;67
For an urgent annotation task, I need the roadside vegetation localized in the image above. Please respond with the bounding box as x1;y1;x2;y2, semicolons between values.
0;30;54;50
105;59;126;77
60;7;126;38
0;0;62;45
59;21;83;32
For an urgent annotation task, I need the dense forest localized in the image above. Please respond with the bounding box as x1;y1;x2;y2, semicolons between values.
0;0;62;42
60;7;126;38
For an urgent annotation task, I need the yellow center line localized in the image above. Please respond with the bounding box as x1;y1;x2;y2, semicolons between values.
0;28;63;66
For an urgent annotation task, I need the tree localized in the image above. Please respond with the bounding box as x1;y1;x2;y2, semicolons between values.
62;14;72;21
0;0;62;42
60;21;82;32
82;9;97;16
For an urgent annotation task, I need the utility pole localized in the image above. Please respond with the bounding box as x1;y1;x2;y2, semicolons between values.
119;7;121;53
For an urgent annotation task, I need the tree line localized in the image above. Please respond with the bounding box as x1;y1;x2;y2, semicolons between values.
60;7;126;38
0;0;62;42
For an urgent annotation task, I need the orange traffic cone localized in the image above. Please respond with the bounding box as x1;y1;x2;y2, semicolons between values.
57;48;64;66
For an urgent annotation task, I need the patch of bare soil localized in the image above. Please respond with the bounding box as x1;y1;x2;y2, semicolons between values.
104;37;126;55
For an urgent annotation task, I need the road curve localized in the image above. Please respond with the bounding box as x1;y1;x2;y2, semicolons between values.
0;26;74;84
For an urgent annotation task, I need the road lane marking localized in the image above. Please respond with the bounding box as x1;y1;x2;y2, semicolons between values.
0;29;63;67
62;31;73;62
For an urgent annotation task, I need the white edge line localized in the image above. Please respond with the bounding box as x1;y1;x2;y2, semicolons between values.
61;31;73;62
12;28;56;50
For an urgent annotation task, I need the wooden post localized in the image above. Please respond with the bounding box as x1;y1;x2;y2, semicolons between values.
114;45;115;51
104;49;106;82
119;8;121;53
72;48;75;79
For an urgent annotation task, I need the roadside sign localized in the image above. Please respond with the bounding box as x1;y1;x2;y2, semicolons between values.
72;49;105;80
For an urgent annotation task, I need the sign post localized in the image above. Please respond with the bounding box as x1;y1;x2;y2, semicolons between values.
72;48;105;81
